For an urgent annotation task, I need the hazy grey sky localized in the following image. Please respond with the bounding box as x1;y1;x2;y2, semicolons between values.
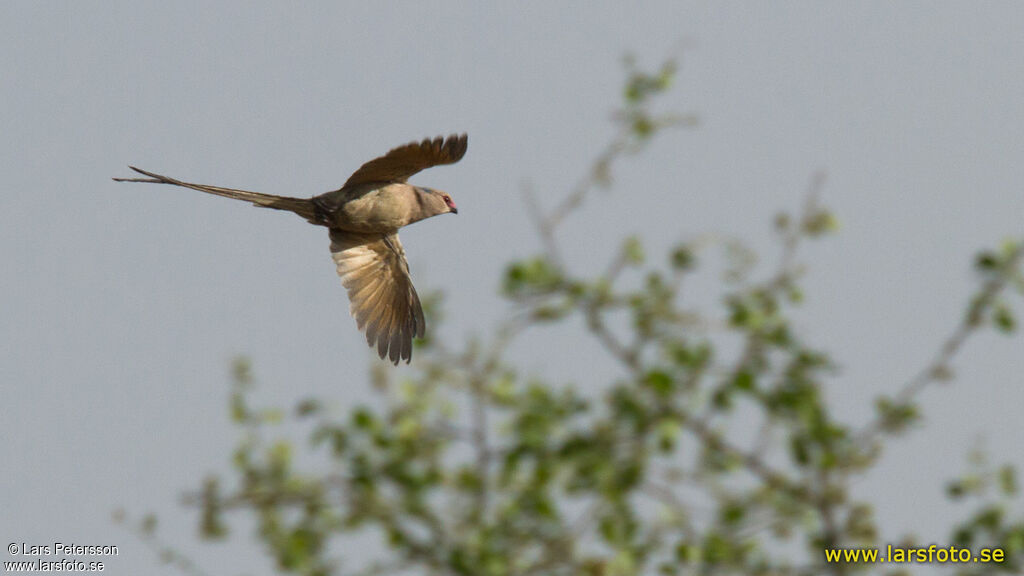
3;3;1023;574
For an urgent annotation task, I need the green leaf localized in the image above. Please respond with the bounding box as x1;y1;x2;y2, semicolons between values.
656;420;680;452
675;542;700;563
353;408;377;431
994;301;1016;333
975;251;999;271
946;480;967;499
874;397;919;433
802;209;839;236
141;514;157;535
669;340;712;370
643;370;673;397
295;398;321;417
269;440;292;468
790;435;810;465
720;501;746;526
711;387;733;410
732;370;755;392
503;257;563;296
774;213;791;232
670;245;695;271
999;465;1018;496
532;304;569;322
623;236;645;265
231;356;253;387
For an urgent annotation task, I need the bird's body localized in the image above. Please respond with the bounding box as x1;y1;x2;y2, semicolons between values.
114;134;467;364
313;182;448;232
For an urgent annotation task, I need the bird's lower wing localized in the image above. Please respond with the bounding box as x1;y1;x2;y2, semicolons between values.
329;230;425;365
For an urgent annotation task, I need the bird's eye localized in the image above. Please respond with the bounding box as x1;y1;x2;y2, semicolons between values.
443;195;451;204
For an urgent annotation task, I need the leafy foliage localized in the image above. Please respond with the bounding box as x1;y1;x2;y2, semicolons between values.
130;58;1024;576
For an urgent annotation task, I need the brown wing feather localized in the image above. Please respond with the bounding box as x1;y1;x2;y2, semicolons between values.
329;229;425;364
342;133;468;189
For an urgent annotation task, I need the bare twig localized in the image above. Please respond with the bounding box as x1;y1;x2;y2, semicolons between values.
773;172;826;287
857;240;1024;442
469;372;491;518
685;416;804;500
523;182;566;270
585;301;639;370
546;136;628;232
114;511;217;576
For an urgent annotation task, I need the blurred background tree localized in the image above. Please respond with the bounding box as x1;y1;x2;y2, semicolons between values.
123;58;1023;576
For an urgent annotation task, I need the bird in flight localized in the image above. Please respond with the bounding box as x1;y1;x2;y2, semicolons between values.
114;133;467;365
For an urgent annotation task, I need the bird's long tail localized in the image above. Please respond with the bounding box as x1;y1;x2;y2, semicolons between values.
113;166;318;222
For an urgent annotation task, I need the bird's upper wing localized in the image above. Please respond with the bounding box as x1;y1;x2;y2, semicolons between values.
330;229;425;364
341;133;468;189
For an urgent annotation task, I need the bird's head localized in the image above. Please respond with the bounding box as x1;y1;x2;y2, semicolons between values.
418;187;458;216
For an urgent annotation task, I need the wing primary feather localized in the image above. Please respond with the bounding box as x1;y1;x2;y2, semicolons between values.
340;133;468;189
329;229;425;364
411;289;426;338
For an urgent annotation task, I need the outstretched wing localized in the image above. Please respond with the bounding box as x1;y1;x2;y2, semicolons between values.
342;133;467;189
329;229;425;364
